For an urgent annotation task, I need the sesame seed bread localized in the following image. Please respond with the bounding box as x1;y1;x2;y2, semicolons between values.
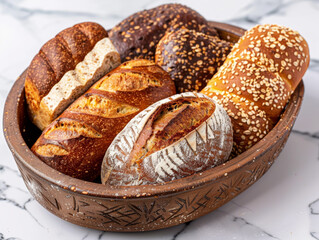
25;22;121;130
109;4;218;62
155;28;232;93
201;24;310;155
101;92;233;186
31;59;176;181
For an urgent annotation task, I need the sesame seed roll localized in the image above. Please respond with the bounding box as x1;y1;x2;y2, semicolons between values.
201;24;309;155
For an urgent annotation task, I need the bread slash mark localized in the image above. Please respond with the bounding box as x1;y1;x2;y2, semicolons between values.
44;119;102;140
35;144;69;157
68;94;139;118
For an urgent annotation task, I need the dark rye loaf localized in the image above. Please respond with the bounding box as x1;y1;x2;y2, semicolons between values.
155;28;232;93
109;4;218;62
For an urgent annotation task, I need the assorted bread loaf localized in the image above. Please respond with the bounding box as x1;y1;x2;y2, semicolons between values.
25;22;121;130
23;3;309;184
31;59;176;181
109;4;218;62
101;92;233;186
201;24;309;155
155;28;232;92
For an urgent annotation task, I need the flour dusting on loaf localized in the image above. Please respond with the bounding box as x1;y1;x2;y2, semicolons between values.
101;92;233;186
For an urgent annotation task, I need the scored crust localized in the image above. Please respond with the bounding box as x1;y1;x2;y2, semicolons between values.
101;92;233;186
31;59;176;181
25;22;121;130
35;38;120;130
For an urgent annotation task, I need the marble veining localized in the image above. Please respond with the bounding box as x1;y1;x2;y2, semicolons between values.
0;0;318;239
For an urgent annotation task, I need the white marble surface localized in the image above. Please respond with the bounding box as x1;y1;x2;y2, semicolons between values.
0;0;319;239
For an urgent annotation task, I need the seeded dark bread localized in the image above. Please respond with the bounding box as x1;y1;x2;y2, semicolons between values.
155;28;232;93
31;59;176;181
101;92;233;186
109;3;218;62
25;22;121;130
201;24;310;155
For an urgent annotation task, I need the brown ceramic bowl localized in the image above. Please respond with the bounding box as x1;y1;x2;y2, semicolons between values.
3;21;304;232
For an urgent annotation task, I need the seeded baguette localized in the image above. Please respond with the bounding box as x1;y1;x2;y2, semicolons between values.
31;59;176;181
25;22;121;130
201;24;310;155
101;92;233;186
109;3;218;62
155;28;232;93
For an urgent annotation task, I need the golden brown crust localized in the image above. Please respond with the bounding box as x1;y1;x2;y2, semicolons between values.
155;28;232;93
109;3;218;62
202;24;310;155
129;98;215;165
25;22;109;131
74;22;109;46
209;58;291;122
26;22;108;100
31;59;176;181
229;24;310;90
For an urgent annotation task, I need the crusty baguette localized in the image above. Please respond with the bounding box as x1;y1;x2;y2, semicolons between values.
155;28;232;93
201;24;310;155
25;22;121;130
101;92;233;186
31;59;176;181
109;3;218;62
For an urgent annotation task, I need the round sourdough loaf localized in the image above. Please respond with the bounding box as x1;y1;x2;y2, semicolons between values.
101;92;233;186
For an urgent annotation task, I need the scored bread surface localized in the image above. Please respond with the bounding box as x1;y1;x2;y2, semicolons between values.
101;92;233;186
32;59;176;181
36;37;120;130
25;22;121;130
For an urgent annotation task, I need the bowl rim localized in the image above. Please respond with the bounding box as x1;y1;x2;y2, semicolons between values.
3;21;305;199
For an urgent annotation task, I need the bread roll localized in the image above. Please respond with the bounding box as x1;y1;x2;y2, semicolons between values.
25;22;121;130
155;28;232;93
109;4;218;62
201;24;310;155
31;59;176;181
101;92;233;186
